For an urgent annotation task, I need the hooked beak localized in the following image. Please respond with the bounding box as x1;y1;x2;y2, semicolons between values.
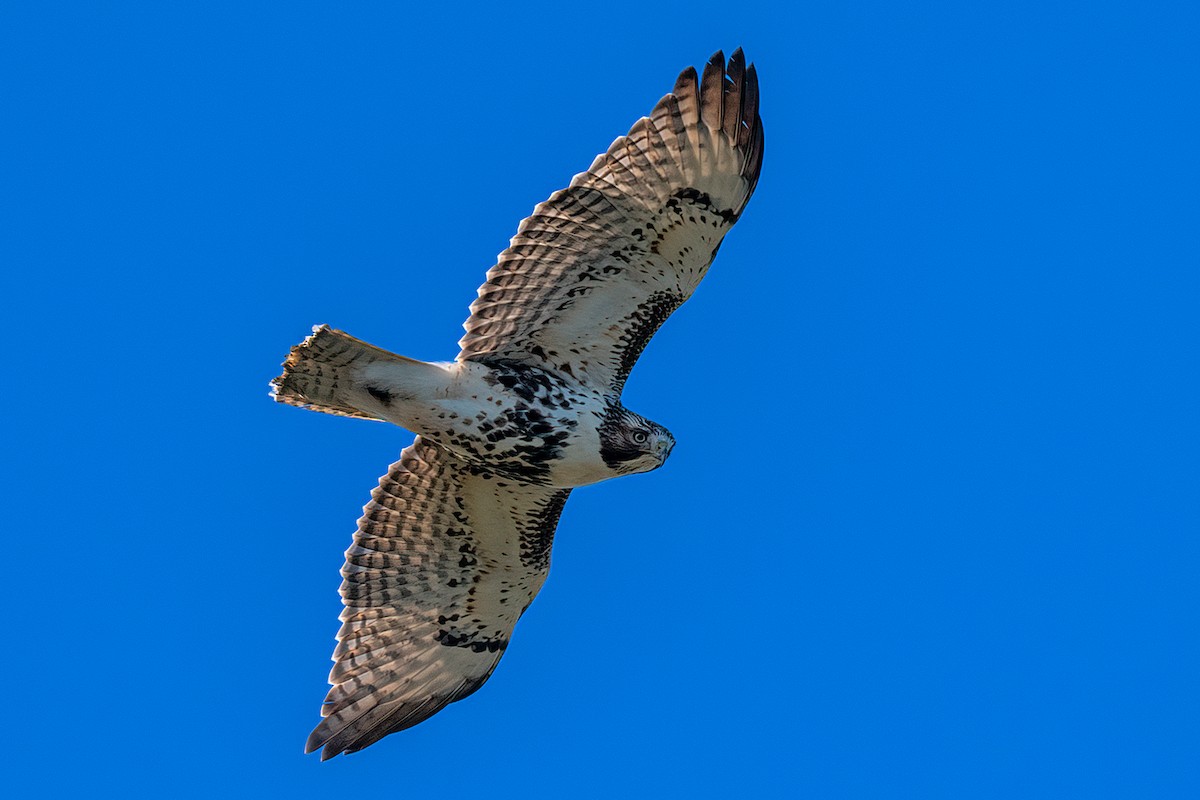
654;434;674;463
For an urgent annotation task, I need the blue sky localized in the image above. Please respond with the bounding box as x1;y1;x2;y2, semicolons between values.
2;1;1198;797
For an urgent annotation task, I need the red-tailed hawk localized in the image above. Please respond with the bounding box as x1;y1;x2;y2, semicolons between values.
272;49;763;759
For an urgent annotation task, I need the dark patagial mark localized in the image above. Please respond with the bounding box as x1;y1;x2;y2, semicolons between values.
518;489;572;571
611;290;683;390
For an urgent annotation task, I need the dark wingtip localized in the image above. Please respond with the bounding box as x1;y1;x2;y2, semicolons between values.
723;50;747;140
673;64;698;97
743;61;762;153
700;51;726;129
306;719;345;760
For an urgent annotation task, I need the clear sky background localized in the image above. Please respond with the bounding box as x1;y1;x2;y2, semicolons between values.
2;1;1197;797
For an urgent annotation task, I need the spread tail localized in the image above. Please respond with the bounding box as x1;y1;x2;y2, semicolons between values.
270;325;429;420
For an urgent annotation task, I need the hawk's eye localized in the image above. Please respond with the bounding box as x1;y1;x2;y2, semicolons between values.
631;430;648;444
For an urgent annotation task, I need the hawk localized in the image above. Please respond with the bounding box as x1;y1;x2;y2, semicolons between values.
272;50;764;759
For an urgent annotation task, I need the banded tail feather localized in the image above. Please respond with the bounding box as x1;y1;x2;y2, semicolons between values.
270;325;442;421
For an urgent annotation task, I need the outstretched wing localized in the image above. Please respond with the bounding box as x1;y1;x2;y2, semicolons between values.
458;49;764;394
306;438;570;760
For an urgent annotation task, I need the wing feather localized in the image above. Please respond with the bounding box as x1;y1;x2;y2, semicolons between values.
722;49;745;142
305;438;570;760
458;50;764;393
699;50;726;131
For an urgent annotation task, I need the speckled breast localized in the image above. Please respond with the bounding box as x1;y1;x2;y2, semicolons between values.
422;360;609;488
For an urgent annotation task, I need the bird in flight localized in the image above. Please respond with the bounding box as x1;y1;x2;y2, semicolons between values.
272;49;764;759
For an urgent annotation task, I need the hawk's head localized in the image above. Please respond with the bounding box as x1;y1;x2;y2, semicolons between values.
598;405;675;476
